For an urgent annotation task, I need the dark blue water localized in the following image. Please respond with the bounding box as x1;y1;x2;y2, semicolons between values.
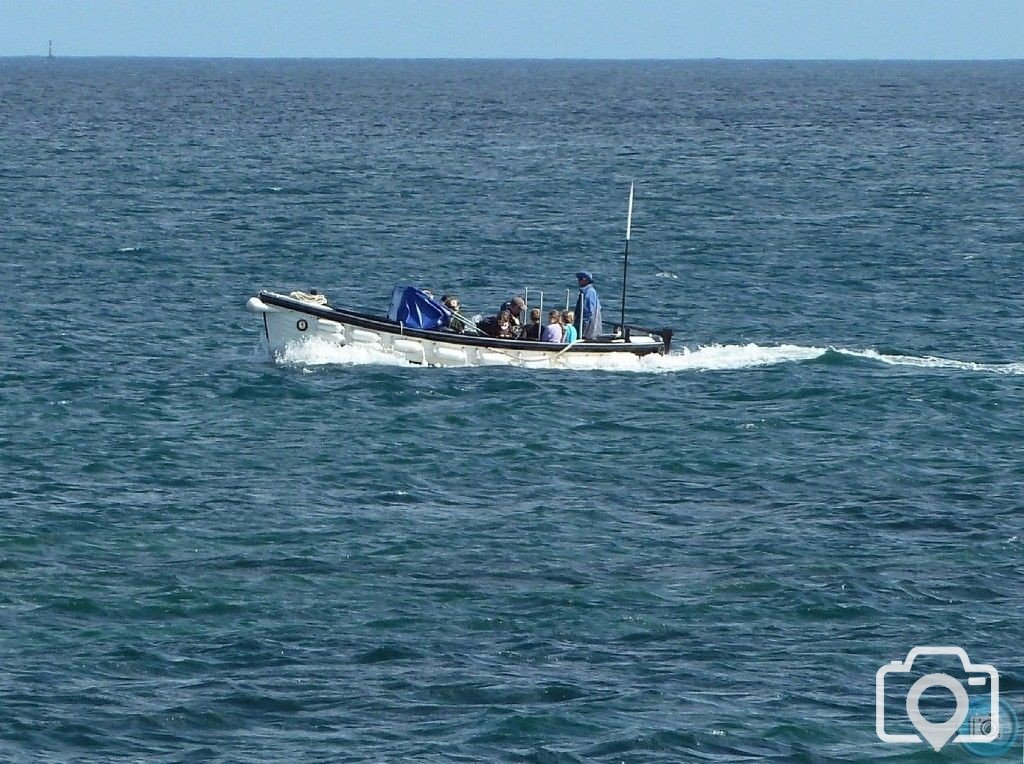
2;59;1024;762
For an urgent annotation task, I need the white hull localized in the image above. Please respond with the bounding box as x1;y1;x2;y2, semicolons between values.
247;292;669;369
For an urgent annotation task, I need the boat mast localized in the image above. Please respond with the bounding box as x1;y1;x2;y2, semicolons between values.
619;182;634;333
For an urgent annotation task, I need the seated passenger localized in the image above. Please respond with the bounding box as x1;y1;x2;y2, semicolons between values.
541;310;564;342
499;296;526;330
561;310;578;343
495;309;516;338
521;308;542;340
477;314;498;337
444;295;468;333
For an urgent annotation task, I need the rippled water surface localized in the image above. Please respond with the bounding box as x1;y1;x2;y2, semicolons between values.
2;59;1024;762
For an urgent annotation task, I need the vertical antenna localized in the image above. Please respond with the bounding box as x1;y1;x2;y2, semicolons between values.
619;182;634;333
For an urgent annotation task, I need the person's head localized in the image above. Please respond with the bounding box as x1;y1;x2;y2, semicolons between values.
509;296;526;317
548;310;561;324
445;295;460;312
562;310;575;325
529;308;541;324
575;271;593;287
498;309;511;325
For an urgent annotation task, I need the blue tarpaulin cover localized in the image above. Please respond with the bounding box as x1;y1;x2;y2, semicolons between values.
387;286;452;330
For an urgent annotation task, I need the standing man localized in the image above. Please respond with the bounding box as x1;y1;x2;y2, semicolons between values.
574;271;602;339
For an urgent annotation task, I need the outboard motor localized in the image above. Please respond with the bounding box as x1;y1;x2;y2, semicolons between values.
659;329;673;354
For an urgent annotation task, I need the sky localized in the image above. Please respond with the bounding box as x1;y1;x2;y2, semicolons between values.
2;0;1023;60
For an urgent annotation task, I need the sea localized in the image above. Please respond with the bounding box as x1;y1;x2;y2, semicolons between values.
1;58;1023;762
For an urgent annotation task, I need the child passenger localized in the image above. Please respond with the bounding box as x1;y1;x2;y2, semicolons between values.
541;310;564;342
522;308;542;340
561;310;578;343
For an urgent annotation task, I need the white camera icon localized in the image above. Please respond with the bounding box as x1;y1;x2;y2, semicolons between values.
876;646;999;751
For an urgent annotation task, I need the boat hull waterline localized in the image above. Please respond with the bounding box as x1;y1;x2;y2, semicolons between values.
248;291;672;369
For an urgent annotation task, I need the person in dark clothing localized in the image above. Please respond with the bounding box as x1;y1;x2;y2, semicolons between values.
495;309;516;338
498;296;526;332
477;314;499;337
477;309;516;339
521;308;542;340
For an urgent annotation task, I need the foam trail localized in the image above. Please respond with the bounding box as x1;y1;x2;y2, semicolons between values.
638;345;1024;376
838;348;1024;376
568;344;1024;375
559;343;826;373
260;336;1024;376
647;343;826;371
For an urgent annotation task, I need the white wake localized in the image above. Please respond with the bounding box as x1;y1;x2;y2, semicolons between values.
265;337;1024;376
275;338;412;367
635;345;1024;375
838;348;1024;375
626;343;826;372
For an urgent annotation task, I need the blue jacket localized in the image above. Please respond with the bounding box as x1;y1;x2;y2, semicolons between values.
575;284;602;339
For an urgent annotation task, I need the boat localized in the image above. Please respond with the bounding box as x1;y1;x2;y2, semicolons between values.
246;182;673;368
246;288;673;369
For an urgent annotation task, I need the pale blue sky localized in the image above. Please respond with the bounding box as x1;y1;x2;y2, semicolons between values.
3;0;1022;59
